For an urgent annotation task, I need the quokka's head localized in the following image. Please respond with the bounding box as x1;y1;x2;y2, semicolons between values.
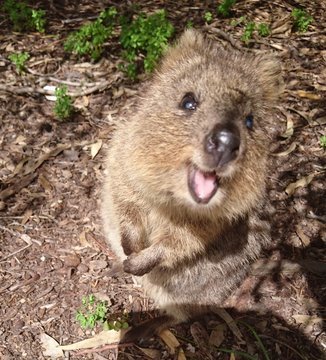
128;29;283;217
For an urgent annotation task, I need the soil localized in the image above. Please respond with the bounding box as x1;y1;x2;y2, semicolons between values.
0;1;325;359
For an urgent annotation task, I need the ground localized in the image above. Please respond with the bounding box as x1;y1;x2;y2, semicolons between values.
0;1;325;359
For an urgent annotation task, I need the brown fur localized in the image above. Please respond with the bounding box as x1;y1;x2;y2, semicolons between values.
102;29;282;336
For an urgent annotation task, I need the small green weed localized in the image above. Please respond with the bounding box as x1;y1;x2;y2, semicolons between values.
8;52;30;74
104;316;129;331
76;294;129;331
186;20;194;29
257;23;270;37
3;0;46;32
291;8;313;32
64;7;117;60
120;10;174;79
32;9;46;32
76;294;107;329
231;16;246;27
320;135;326;149
54;85;74;120
217;0;236;17
203;11;213;23
241;22;256;43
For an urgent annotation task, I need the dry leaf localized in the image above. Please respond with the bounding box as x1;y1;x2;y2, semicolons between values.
59;329;128;351
39;174;53;192
273;142;297;157
280;114;294;139
40;333;64;358
21;209;33;225
137;347;161;359
74;95;89;109
292;314;323;326
63;254;81;267
212;308;243;341
79;231;91;248
159;329;180;355
89;259;108;271
295;90;321;100
285;174;314;195
295;225;310;246
190;322;209;348
178;348;187;360
6;43;15;52
112;87;124;99
15;135;27;145
292;314;323;334
209;324;226;347
90;140;103;159
315;116;326;125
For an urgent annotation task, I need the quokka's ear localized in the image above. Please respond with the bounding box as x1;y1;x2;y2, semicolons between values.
254;54;284;102
158;29;208;72
175;28;206;51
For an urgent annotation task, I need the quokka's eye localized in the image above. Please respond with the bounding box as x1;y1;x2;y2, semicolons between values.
245;114;254;129
180;92;198;111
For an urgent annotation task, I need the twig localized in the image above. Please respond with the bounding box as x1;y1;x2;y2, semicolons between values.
61;15;98;24
0;75;121;97
0;84;57;96
0;225;34;262
69;77;120;97
203;25;244;51
0;173;38;201
27;67;110;87
0;225;41;245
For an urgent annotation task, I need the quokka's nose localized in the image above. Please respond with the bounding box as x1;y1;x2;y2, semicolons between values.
204;124;240;168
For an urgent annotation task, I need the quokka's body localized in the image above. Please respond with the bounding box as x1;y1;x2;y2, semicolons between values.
102;29;282;331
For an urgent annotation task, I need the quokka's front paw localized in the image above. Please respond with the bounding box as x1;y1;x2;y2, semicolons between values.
123;249;161;276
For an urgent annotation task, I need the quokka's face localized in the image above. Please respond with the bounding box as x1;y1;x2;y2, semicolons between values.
130;30;282;214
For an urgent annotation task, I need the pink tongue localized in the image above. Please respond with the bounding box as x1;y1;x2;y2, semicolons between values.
193;169;217;201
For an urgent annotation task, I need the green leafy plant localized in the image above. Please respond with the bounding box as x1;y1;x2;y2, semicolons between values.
291;8;313;32
64;7;117;60
257;23;270;37
32;9;46;33
8;52;30;74
241;21;256;43
120;10;174;79
320;135;326;149
3;0;46;32
54;85;74;120
76;295;107;329
204;11;213;23
76;294;129;331
217;0;236;17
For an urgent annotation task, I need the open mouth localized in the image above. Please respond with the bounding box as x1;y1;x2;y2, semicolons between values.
187;164;219;204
